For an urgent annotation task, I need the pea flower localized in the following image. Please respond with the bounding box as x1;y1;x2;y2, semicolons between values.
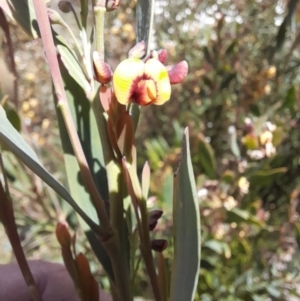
113;47;188;106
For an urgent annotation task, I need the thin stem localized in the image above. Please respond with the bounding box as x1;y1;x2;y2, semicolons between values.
94;6;106;59
128;168;162;301
32;0;111;237
92;96;132;301
131;252;142;284
147;0;155;56
101;235;131;301
0;155;44;301
79;0;88;29
70;5;82;30
92;4;132;299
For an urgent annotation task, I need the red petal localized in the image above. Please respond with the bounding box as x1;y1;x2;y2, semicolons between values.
168;60;188;84
157;49;168;64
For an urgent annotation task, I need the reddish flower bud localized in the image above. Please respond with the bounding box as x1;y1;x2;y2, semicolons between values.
151;239;168;252
56;222;71;248
93;51;113;84
167;60;188;84
148;209;163;231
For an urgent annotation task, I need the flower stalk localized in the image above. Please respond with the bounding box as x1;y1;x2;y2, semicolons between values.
92;3;132;301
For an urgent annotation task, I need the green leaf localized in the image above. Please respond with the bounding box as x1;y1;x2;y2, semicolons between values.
161;170;173;211
170;128;201;301
226;208;264;227
0;105;95;228
228;126;241;159
56;37;91;93
56;61;114;279
248;167;287;187
266;285;281;298
203;240;223;255
282;85;296;113
3;102;21;132
2;0;39;38
197;136;216;179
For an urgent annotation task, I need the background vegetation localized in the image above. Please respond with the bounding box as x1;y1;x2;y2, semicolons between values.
1;0;300;300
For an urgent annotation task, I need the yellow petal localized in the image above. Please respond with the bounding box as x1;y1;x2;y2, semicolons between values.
113;58;144;105
144;59;171;105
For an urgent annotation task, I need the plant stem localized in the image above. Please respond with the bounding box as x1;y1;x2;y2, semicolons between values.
0;156;44;301
32;0;110;237
129;169;162;301
92;4;132;299
101;234;131;301
94;6;106;59
92;95;132;301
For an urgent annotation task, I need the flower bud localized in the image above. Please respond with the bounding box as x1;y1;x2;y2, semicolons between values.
106;0;120;11
58;1;73;13
148;209;163;231
93;51;113;84
47;9;64;25
56;222;71;248
151;239;168;252
128;41;146;59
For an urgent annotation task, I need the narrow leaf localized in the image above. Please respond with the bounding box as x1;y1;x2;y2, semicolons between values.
170;127;201;301
3;0;40;38
197;136;216;179
142;161;150;200
248;167;287;187
57;41;91;93
282;85;296;113
0;105;98;231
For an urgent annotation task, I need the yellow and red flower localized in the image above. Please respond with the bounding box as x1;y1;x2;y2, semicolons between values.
113;46;188;106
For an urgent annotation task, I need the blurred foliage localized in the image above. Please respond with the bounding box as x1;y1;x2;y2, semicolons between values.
2;0;300;300
142;0;300;300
